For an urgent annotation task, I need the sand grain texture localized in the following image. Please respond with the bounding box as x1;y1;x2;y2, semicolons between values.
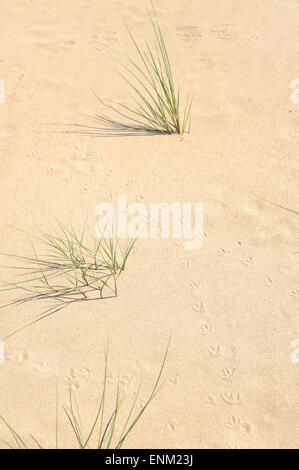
0;0;298;449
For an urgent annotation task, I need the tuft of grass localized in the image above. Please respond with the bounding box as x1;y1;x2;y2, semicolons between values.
0;341;170;449
97;3;192;135
0;223;136;339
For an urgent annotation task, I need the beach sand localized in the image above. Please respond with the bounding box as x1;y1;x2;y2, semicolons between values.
0;0;298;448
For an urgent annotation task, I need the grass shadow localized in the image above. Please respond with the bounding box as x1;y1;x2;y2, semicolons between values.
44;96;169;138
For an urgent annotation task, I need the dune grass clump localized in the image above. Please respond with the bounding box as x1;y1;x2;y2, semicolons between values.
117;6;192;135
0;223;136;338
0;342;169;449
110;6;192;135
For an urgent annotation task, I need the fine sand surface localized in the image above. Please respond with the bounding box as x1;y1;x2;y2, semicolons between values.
0;0;298;449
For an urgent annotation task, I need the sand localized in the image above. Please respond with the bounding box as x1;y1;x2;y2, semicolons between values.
0;0;298;449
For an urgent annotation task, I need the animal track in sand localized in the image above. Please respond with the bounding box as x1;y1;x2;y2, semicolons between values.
136;194;144;203
190;280;200;289
217;248;230;257
207;391;241;406
175;26;203;42
90;30;118;47
263;277;274;287
200;320;213;335
18;27;78;51
175;23;257;43
119;374;132;389
27;149;41;160
208;345;220;357
63;176;72;183
227;416;253;434
106;372;133;389
67;367;90;389
207;395;217;405
181;260;190;269
4;346;46;371
167;422;176;432
103;192;113;202
209;24;238;40
222;391;240;405
125;176;136;186
291;289;299;300
191;300;213;335
107;372;117;384
192;301;206;313
99;168;113;177
15;348;28;363
242;256;254;268
169;375;178;385
190;281;201;301
222;367;236;383
69;144;98;172
31;360;46;371
61;40;77;50
208;344;237;359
